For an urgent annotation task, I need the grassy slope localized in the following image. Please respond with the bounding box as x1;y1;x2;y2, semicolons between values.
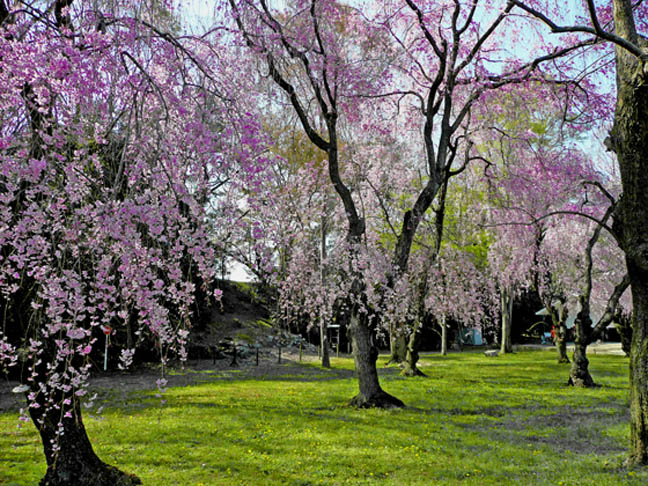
1;350;646;486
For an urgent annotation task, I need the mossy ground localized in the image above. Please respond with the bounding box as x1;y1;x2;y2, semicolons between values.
1;350;646;485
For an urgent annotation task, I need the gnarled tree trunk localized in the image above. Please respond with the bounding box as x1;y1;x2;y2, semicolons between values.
555;320;570;364
568;308;596;388
386;330;407;366
401;321;425;376
569;340;595;387
348;310;405;408
27;372;140;486
610;0;648;465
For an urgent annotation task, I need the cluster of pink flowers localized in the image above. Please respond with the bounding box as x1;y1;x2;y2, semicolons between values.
0;0;270;434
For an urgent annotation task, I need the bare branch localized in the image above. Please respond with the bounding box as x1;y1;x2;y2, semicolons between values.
405;0;444;58
455;2;514;77
366;178;398;238
590;273;631;340
582;180;617;205
508;0;648;61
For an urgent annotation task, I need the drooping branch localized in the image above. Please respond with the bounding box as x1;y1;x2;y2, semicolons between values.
495;209;617;242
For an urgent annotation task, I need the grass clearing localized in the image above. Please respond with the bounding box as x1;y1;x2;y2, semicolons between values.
1;350;646;485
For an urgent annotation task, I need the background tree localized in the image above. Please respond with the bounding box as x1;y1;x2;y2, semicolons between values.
225;0;409;407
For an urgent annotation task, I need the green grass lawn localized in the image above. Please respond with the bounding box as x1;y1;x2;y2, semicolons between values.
1;350;646;485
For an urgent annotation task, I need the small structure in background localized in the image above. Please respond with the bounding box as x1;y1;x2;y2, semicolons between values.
461;327;483;346
328;324;341;357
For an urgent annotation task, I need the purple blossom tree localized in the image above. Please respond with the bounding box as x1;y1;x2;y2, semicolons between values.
0;1;268;483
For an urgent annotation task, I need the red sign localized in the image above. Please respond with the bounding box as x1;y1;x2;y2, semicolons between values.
103;326;112;335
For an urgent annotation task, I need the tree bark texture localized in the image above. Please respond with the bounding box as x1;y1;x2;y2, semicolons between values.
614;309;632;357
569;341;596;388
28;386;140;486
401;321;425;377
348;310;405;408
611;0;648;465
568;301;595;388
386;331;407;365
500;287;513;354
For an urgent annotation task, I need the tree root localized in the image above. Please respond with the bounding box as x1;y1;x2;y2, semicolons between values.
567;375;600;388
349;390;405;409
400;365;426;377
40;462;141;486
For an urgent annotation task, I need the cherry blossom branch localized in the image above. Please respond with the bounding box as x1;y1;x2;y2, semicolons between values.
228;0;330;152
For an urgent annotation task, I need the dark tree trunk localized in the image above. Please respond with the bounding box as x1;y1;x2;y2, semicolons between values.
401;321;425;377
615;308;632;357
610;0;648;465
568;341;596;388
628;277;648;464
568;307;597;388
29;388;140;486
386;330;407;365
319;212;330;369
348;310;405;408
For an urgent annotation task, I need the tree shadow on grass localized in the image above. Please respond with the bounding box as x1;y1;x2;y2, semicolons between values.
405;402;629;456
